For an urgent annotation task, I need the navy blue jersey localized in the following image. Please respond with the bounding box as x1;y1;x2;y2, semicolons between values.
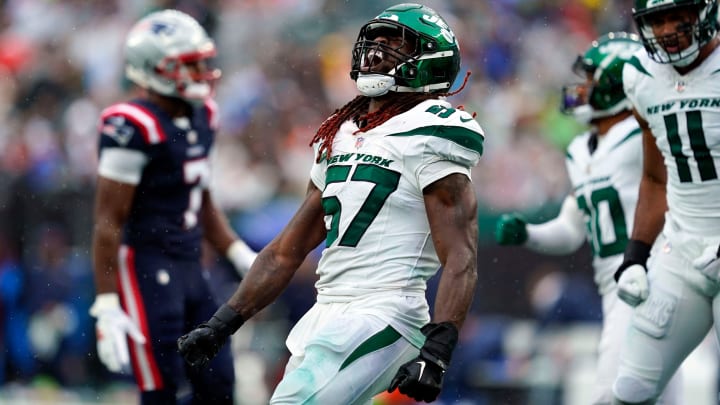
97;98;219;260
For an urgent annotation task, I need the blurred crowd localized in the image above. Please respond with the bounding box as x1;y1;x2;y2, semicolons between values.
0;0;640;403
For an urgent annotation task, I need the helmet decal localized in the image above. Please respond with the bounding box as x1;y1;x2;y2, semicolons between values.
350;3;460;96
561;32;643;123
124;9;220;104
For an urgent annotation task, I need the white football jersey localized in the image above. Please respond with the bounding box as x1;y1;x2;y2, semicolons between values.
309;99;484;305
566;116;642;294
623;48;720;235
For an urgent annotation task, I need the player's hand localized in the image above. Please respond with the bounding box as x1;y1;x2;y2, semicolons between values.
388;322;458;403
693;244;720;282
90;293;146;374
177;325;225;368
495;214;528;245
178;304;245;368
616;264;649;307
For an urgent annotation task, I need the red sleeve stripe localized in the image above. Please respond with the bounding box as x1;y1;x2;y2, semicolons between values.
101;103;167;144
205;98;219;131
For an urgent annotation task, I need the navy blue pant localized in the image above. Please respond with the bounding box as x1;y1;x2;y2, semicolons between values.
117;245;234;405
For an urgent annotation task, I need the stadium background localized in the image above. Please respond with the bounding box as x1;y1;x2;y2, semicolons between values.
0;0;716;404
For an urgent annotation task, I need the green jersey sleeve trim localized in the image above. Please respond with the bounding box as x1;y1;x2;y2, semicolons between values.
387;125;484;155
627;56;652;77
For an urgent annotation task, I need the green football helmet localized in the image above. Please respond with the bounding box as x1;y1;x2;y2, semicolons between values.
124;9;221;103
633;0;719;66
561;32;642;124
350;3;460;96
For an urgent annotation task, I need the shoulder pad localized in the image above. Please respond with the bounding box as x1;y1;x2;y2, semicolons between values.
99;102;167;144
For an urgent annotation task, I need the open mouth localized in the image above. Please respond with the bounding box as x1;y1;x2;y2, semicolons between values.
663;42;681;53
657;32;686;54
362;49;384;70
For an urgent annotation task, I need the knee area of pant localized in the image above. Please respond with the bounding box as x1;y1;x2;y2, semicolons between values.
613;376;657;404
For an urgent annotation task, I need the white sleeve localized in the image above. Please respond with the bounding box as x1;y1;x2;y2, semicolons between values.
417;159;471;190
524;195;587;255
97;147;148;185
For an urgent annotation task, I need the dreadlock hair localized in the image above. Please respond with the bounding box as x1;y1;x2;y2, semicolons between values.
309;72;472;163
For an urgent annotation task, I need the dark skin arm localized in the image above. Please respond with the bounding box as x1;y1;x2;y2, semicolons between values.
200;190;240;254
631;109;668;244
92;177;136;294
423;173;478;330
226;181;327;319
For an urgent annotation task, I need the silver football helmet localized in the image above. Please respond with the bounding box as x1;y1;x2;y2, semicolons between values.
124;9;220;103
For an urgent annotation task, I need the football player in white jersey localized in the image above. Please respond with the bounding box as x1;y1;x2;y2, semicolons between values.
177;3;485;404
495;32;681;405
611;1;720;404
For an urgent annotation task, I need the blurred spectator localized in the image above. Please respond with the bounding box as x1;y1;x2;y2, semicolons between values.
23;223;94;387
0;232;34;384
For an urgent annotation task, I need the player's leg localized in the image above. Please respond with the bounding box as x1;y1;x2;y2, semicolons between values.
118;246;186;404
270;312;418;405
613;239;713;404
183;263;235;404
593;289;634;405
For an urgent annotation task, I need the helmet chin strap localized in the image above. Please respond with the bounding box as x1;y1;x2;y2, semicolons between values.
572;99;631;125
181;82;211;104
656;35;701;67
572;105;594;125
356;73;395;97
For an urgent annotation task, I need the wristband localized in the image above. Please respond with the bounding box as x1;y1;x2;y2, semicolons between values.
420;322;459;369
226;239;257;276
206;304;245;337
613;239;652;282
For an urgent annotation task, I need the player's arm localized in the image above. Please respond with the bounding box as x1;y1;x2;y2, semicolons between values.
178;181;327;367
495;195;586;255
630;111;667;245
91;174;147;373
388;172;477;402
614;110;666;306
225;181;326;318
200;190;257;276
424;172;478;328
92;177;136;294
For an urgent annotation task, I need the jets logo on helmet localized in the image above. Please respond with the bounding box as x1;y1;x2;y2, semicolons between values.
124;10;221;104
350;3;460;96
561;32;643;124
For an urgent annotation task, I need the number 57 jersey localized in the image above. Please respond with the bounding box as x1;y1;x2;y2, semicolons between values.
309;99;484;303
623;49;720;235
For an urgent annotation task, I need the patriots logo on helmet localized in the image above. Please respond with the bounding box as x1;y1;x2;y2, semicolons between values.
150;21;176;36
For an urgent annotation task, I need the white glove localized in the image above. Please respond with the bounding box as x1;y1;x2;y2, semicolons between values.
617;264;649;307
90;293;146;374
226;239;257;277
693;244;720;282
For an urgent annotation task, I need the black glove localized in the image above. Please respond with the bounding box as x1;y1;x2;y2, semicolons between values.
613;239;652;282
177;304;245;368
388;322;458;403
